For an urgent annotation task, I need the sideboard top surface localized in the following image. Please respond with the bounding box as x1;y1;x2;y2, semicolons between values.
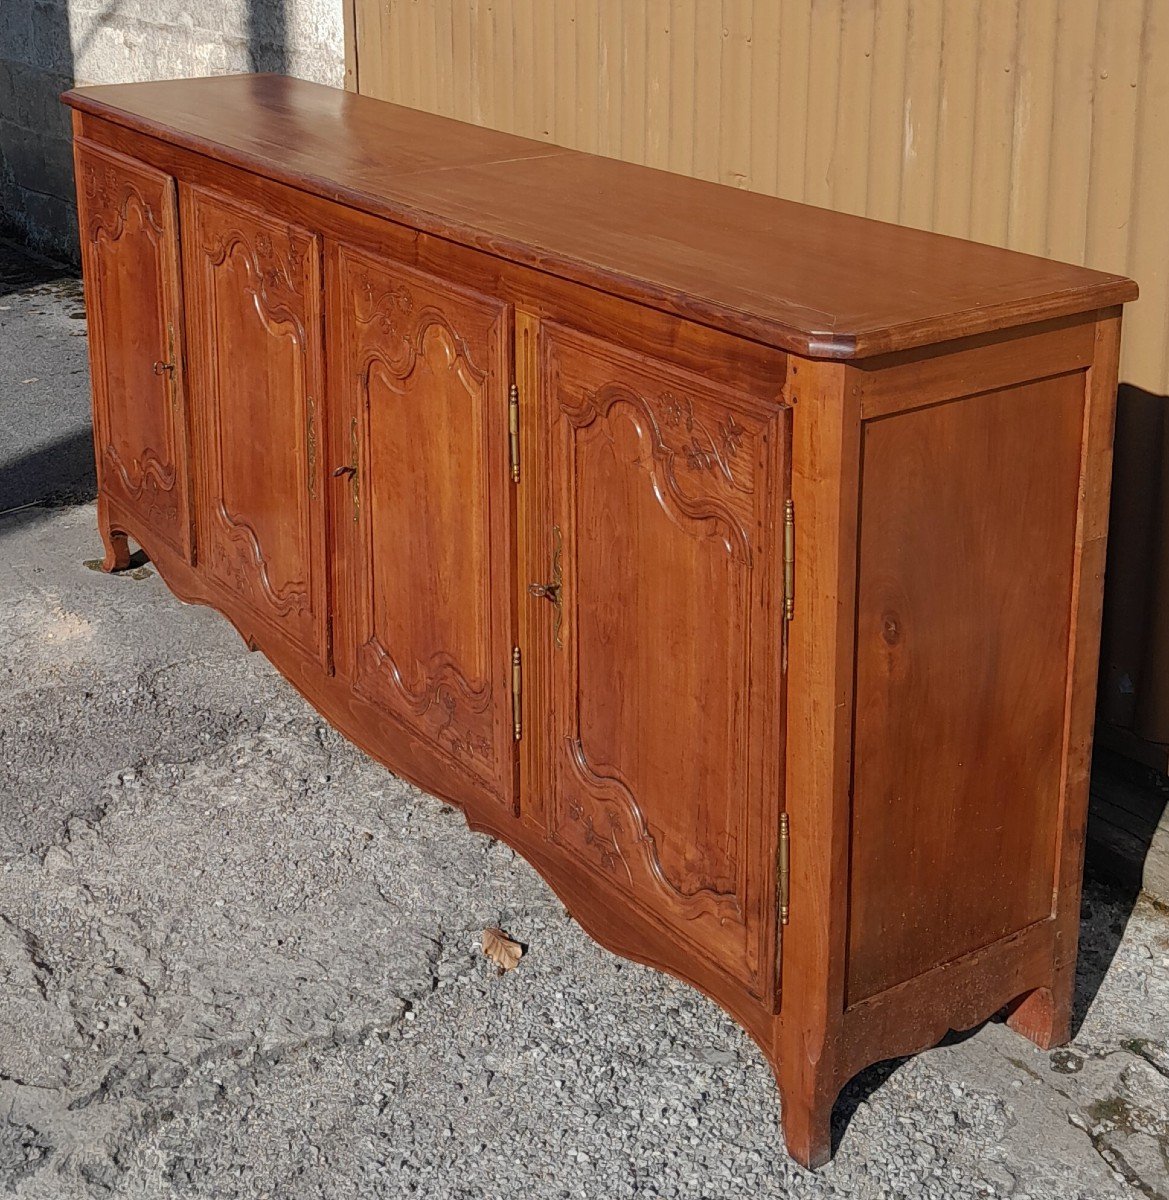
63;73;1137;359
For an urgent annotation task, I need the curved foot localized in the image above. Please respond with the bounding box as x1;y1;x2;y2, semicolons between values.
1006;983;1071;1051
99;524;132;573
780;1080;837;1170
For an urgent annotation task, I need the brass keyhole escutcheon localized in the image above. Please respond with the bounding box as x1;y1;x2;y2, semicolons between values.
529;525;564;648
154;325;178;403
332;420;361;523
528;581;561;605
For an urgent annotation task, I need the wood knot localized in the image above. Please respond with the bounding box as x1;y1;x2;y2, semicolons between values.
881;612;902;646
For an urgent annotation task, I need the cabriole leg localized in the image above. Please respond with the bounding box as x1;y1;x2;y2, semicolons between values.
97;497;131;573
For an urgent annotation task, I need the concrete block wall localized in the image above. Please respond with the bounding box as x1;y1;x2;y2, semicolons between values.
1;0;344;260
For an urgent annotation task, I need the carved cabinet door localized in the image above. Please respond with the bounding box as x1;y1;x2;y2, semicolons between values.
182;187;330;667
330;244;516;810
533;322;787;998
75;141;192;558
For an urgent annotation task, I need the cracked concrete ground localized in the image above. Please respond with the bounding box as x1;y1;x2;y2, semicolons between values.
2;238;1169;1199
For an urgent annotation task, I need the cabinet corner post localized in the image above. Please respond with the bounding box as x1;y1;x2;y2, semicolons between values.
776;358;859;1166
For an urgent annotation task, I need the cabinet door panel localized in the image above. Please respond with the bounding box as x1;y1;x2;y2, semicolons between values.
538;323;786;996
76;140;191;557
183;187;330;666
333;244;515;808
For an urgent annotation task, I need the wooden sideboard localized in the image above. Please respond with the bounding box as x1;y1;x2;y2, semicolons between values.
63;74;1137;1168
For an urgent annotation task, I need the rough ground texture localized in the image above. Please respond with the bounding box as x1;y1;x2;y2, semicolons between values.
3;244;1169;1200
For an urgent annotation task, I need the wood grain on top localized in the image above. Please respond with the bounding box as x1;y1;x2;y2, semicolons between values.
63;73;1138;358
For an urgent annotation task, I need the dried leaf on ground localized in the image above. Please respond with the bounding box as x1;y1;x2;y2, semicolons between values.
482;926;524;972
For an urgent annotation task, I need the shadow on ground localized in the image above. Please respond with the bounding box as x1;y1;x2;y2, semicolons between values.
0;236;79;297
0;237;95;515
0;429;96;514
830;862;1149;1156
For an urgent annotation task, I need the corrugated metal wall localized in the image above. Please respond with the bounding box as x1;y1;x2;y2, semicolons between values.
351;0;1169;394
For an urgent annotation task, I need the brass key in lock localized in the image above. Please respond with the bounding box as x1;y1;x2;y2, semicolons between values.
528;525;563;648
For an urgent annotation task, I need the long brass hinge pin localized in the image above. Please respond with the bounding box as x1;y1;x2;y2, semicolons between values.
306;394;317;499
778;812;791;926
511;645;522;741
508;383;520;483
783;498;795;622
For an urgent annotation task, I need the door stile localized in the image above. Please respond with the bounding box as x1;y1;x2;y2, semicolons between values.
324;239;357;685
515;308;551;831
159;169;195;563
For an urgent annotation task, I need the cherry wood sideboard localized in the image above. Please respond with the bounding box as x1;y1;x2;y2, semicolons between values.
63;74;1137;1168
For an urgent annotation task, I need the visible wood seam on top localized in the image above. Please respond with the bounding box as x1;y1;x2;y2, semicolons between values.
61;80;1138;361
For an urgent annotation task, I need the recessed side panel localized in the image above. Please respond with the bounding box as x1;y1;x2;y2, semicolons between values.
846;373;1086;1006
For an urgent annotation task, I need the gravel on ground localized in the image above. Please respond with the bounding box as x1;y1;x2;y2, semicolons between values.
2;237;1168;1200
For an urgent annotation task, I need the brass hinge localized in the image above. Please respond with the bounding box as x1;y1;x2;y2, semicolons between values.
306;394;317;499
783;498;795;622
778;812;791;926
511;645;522;741
508;383;520;483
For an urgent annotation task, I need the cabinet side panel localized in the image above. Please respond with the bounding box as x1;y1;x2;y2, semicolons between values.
846;373;1085;1006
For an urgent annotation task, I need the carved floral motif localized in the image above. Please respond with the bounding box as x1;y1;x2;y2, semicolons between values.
433;686;493;763
201;217;310;347
357;641;494;769
353;272;483;385
654;391;753;491
82;161;117;204
558;740;744;924
211;500;310;619
83;160;163;241
356;269;414;334
103;447;180;531
566;382;755;565
306;395;318;499
566;796;630;881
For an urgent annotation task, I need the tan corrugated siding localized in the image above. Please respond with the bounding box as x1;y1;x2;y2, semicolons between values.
352;0;1167;391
